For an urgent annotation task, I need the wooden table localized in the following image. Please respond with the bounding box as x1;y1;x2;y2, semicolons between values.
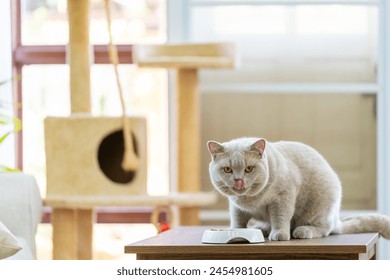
125;226;379;260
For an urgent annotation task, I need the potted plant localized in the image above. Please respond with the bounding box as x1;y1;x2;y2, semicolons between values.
0;79;21;172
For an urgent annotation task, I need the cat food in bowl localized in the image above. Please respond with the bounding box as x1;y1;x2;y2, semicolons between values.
201;228;265;244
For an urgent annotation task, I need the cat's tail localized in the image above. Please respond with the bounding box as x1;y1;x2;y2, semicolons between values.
339;214;390;239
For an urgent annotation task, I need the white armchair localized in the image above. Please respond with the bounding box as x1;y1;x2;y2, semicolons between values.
0;173;42;260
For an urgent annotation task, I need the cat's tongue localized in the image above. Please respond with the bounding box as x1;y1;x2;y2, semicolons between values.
234;179;245;190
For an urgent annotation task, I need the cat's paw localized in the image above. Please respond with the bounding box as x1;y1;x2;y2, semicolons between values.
292;226;314;239
269;229;290;241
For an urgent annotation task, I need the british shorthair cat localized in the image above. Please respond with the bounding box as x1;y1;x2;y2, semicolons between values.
207;137;390;241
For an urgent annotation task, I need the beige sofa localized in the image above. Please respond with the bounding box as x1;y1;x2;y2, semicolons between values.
0;173;42;260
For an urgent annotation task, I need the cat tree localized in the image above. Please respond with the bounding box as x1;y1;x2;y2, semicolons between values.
43;0;235;260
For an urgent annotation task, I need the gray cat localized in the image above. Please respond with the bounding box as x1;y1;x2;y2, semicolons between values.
207;137;390;240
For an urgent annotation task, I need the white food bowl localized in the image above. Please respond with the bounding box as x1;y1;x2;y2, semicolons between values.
201;228;265;244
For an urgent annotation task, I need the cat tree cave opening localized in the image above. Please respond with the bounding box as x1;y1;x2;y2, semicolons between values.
97;129;139;184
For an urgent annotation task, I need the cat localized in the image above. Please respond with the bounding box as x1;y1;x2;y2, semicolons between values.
207;137;390;241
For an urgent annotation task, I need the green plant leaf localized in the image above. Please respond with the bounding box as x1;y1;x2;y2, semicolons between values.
0;165;20;173
12;116;22;132
0;132;11;144
0;113;21;132
0;77;22;173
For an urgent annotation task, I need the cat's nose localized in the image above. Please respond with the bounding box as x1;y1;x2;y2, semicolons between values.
234;179;245;190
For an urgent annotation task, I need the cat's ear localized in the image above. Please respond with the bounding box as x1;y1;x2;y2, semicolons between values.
250;139;266;157
207;141;224;160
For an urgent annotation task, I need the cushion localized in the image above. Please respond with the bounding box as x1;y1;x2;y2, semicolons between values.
4;237;34;260
0;221;22;259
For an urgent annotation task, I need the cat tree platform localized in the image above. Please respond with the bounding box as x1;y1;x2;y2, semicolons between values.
45;192;217;209
134;43;237;68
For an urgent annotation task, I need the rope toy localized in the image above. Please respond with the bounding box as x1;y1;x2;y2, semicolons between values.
104;0;140;171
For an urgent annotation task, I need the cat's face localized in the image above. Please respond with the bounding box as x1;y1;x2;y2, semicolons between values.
207;138;269;197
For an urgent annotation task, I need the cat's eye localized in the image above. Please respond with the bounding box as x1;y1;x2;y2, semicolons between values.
245;166;254;173
223;167;233;173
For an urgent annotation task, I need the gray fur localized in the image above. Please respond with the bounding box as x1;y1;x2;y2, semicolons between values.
207;137;390;240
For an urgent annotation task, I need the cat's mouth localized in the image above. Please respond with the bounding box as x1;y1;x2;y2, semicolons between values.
218;181;252;196
234;179;245;190
230;182;261;196
232;180;248;195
